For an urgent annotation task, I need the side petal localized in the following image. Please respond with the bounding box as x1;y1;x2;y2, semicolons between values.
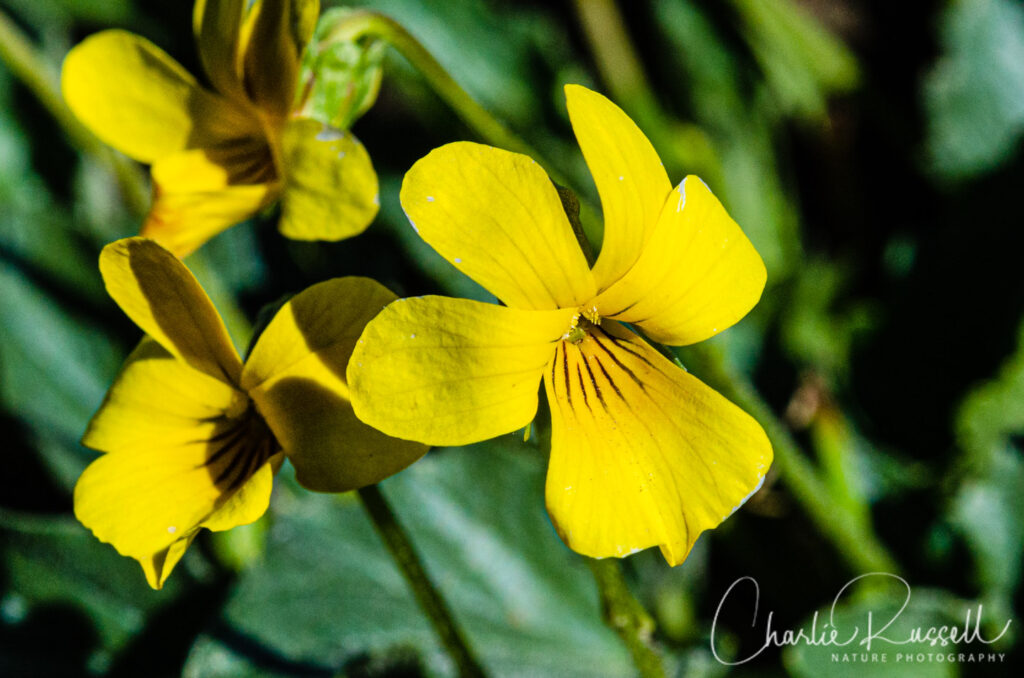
278;118;379;243
543;323;772;565
348;296;577;446
99;238;243;384
61;30;257;163
400;142;596;310
76;339;274;583
241;0;319;119
242;278;427;492
592;177;767;346
565;84;672;291
143;144;279;257
193;0;247;100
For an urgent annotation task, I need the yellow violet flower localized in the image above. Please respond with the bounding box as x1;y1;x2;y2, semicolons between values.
61;0;379;257
76;237;425;588
348;85;773;565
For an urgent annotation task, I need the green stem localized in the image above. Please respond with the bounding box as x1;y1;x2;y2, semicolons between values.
587;559;667;678
684;342;900;575
325;12;538;163
323;9;602;250
0;8;149;217
357;484;487;678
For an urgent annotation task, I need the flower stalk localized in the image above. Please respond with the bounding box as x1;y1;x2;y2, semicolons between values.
587;559;667;678
324;11;537;161
357;484;487;678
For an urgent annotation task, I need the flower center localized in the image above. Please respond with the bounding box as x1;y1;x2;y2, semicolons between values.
563;306;602;344
203;402;279;491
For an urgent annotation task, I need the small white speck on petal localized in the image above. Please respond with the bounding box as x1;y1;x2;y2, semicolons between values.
167;526;177;534
316;126;345;142
618;175;624;181
426;196;435;202
454;257;462;264
337;151;346;159
410;333;417;339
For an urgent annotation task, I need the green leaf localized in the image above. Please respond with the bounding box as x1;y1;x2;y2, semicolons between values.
0;510;180;672
184;443;633;677
0;262;121;487
924;0;1024;179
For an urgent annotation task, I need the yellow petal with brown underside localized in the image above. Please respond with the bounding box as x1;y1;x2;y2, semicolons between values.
61;30;256;163
243;277;427;492
348;296;578;446
591;176;767;346
401;142;596;310
99;238;243;384
193;0;247;100
543;322;771;565
241;0;319;118
565;84;672;292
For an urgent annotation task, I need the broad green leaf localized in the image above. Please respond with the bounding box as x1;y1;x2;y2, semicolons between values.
0;262;121;487
0;510;180;671
184;443;633;677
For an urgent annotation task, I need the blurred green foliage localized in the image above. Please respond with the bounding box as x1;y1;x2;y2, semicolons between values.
1;0;1022;676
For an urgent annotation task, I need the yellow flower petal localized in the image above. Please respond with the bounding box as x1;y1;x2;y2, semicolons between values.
241;0;319;119
400;142;596;310
99;238;243;384
278;118;379;243
565;84;672;292
349;296;577;446
193;0;246;100
592;177;767;346
76;339;275;577
243;278;427;491
142;144;279;257
141;184;278;258
140;534;194;589
543;323;771;565
61;30;256;163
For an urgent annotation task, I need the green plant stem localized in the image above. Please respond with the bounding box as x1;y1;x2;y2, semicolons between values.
684;342;900;575
326;12;538;163
357;484;487;678
587;559;667;678
0;8;149;217
323;9;603;246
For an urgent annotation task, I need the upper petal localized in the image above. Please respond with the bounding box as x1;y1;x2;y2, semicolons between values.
242;277;427;492
99;237;242;384
61;30;257;163
592;177;767;346
543;323;772;564
240;0;318;118
193;0;247;100
400;142;596;310
565;84;672;292
349;296;577;446
77;339;275;585
278;118;379;243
